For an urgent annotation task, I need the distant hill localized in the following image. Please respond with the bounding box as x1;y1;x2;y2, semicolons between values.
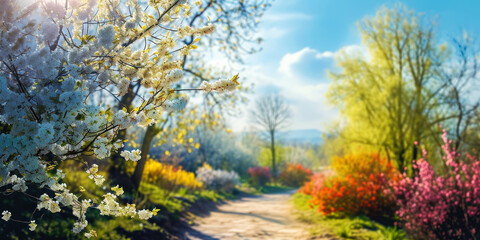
276;129;322;145
240;129;322;145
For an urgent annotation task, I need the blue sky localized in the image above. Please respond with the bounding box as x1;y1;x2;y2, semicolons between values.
227;0;480;132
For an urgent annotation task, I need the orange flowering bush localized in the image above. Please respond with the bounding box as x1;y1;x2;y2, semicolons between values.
303;153;400;219
278;163;313;187
313;172;398;218
299;172;328;196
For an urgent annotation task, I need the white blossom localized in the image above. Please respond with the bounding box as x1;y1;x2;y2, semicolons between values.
7;175;28;192
40;21;59;43
164;69;183;85
87;164;106;186
2;211;11;221
200;77;239;93
117;78;130;96
29;220;37;231
56;170;66;179
111;185;124;196
37;193;51;210
120;149;142;161
137;209;153;220
93;175;106;186
97;71;110;84
163;97;187;112
72;220;88;233
195;23;216;36
97;25;115;49
85;230;97;239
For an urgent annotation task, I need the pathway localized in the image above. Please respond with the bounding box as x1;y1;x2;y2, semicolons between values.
184;190;314;240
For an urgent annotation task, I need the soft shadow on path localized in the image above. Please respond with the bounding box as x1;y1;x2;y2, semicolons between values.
183;189;313;240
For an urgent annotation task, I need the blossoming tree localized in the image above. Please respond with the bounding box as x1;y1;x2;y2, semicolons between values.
104;0;270;192
0;0;238;236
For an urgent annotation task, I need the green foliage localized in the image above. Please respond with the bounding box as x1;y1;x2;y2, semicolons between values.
292;193;408;239
257;144;322;169
257;183;292;194
258;146;286;167
63;169;106;200
139;182;224;214
335;223;353;238
377;226;408;240
90;217;160;240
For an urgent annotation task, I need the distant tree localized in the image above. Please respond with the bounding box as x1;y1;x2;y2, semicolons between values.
251;95;292;177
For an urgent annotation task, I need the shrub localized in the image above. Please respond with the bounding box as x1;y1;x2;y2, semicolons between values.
313;172;398;219
129;159;203;197
196;163;239;193
304;152;399;219
331;152;393;177
248;166;272;187
278;163;313;187
299;172;328;196
394;130;480;239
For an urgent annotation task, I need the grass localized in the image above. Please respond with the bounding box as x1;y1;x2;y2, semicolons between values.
139;182;231;214
238;181;294;195
258;183;293;193
292;193;409;240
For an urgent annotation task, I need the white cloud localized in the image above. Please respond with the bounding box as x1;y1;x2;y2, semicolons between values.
278;45;366;82
278;47;335;82
229;45;365;132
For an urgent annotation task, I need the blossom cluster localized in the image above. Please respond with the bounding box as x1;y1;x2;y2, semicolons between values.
394;130;480;239
0;0;231;235
196;163;239;193
199;74;240;93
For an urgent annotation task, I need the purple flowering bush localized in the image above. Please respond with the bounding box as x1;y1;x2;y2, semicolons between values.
395;130;480;239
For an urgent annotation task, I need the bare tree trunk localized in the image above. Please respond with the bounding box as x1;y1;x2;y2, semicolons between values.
270;130;276;179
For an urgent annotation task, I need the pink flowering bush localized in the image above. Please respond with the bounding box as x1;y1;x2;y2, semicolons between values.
395;130;480;239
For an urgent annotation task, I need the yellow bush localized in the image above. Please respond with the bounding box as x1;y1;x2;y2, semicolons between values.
129;159;203;195
331;152;392;177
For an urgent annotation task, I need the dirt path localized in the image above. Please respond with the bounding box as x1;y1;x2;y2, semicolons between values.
184;190;312;240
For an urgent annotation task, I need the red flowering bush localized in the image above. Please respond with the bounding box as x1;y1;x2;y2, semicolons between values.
302;153;400;219
278;163;313;187
248;166;272;187
395;130;480;239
